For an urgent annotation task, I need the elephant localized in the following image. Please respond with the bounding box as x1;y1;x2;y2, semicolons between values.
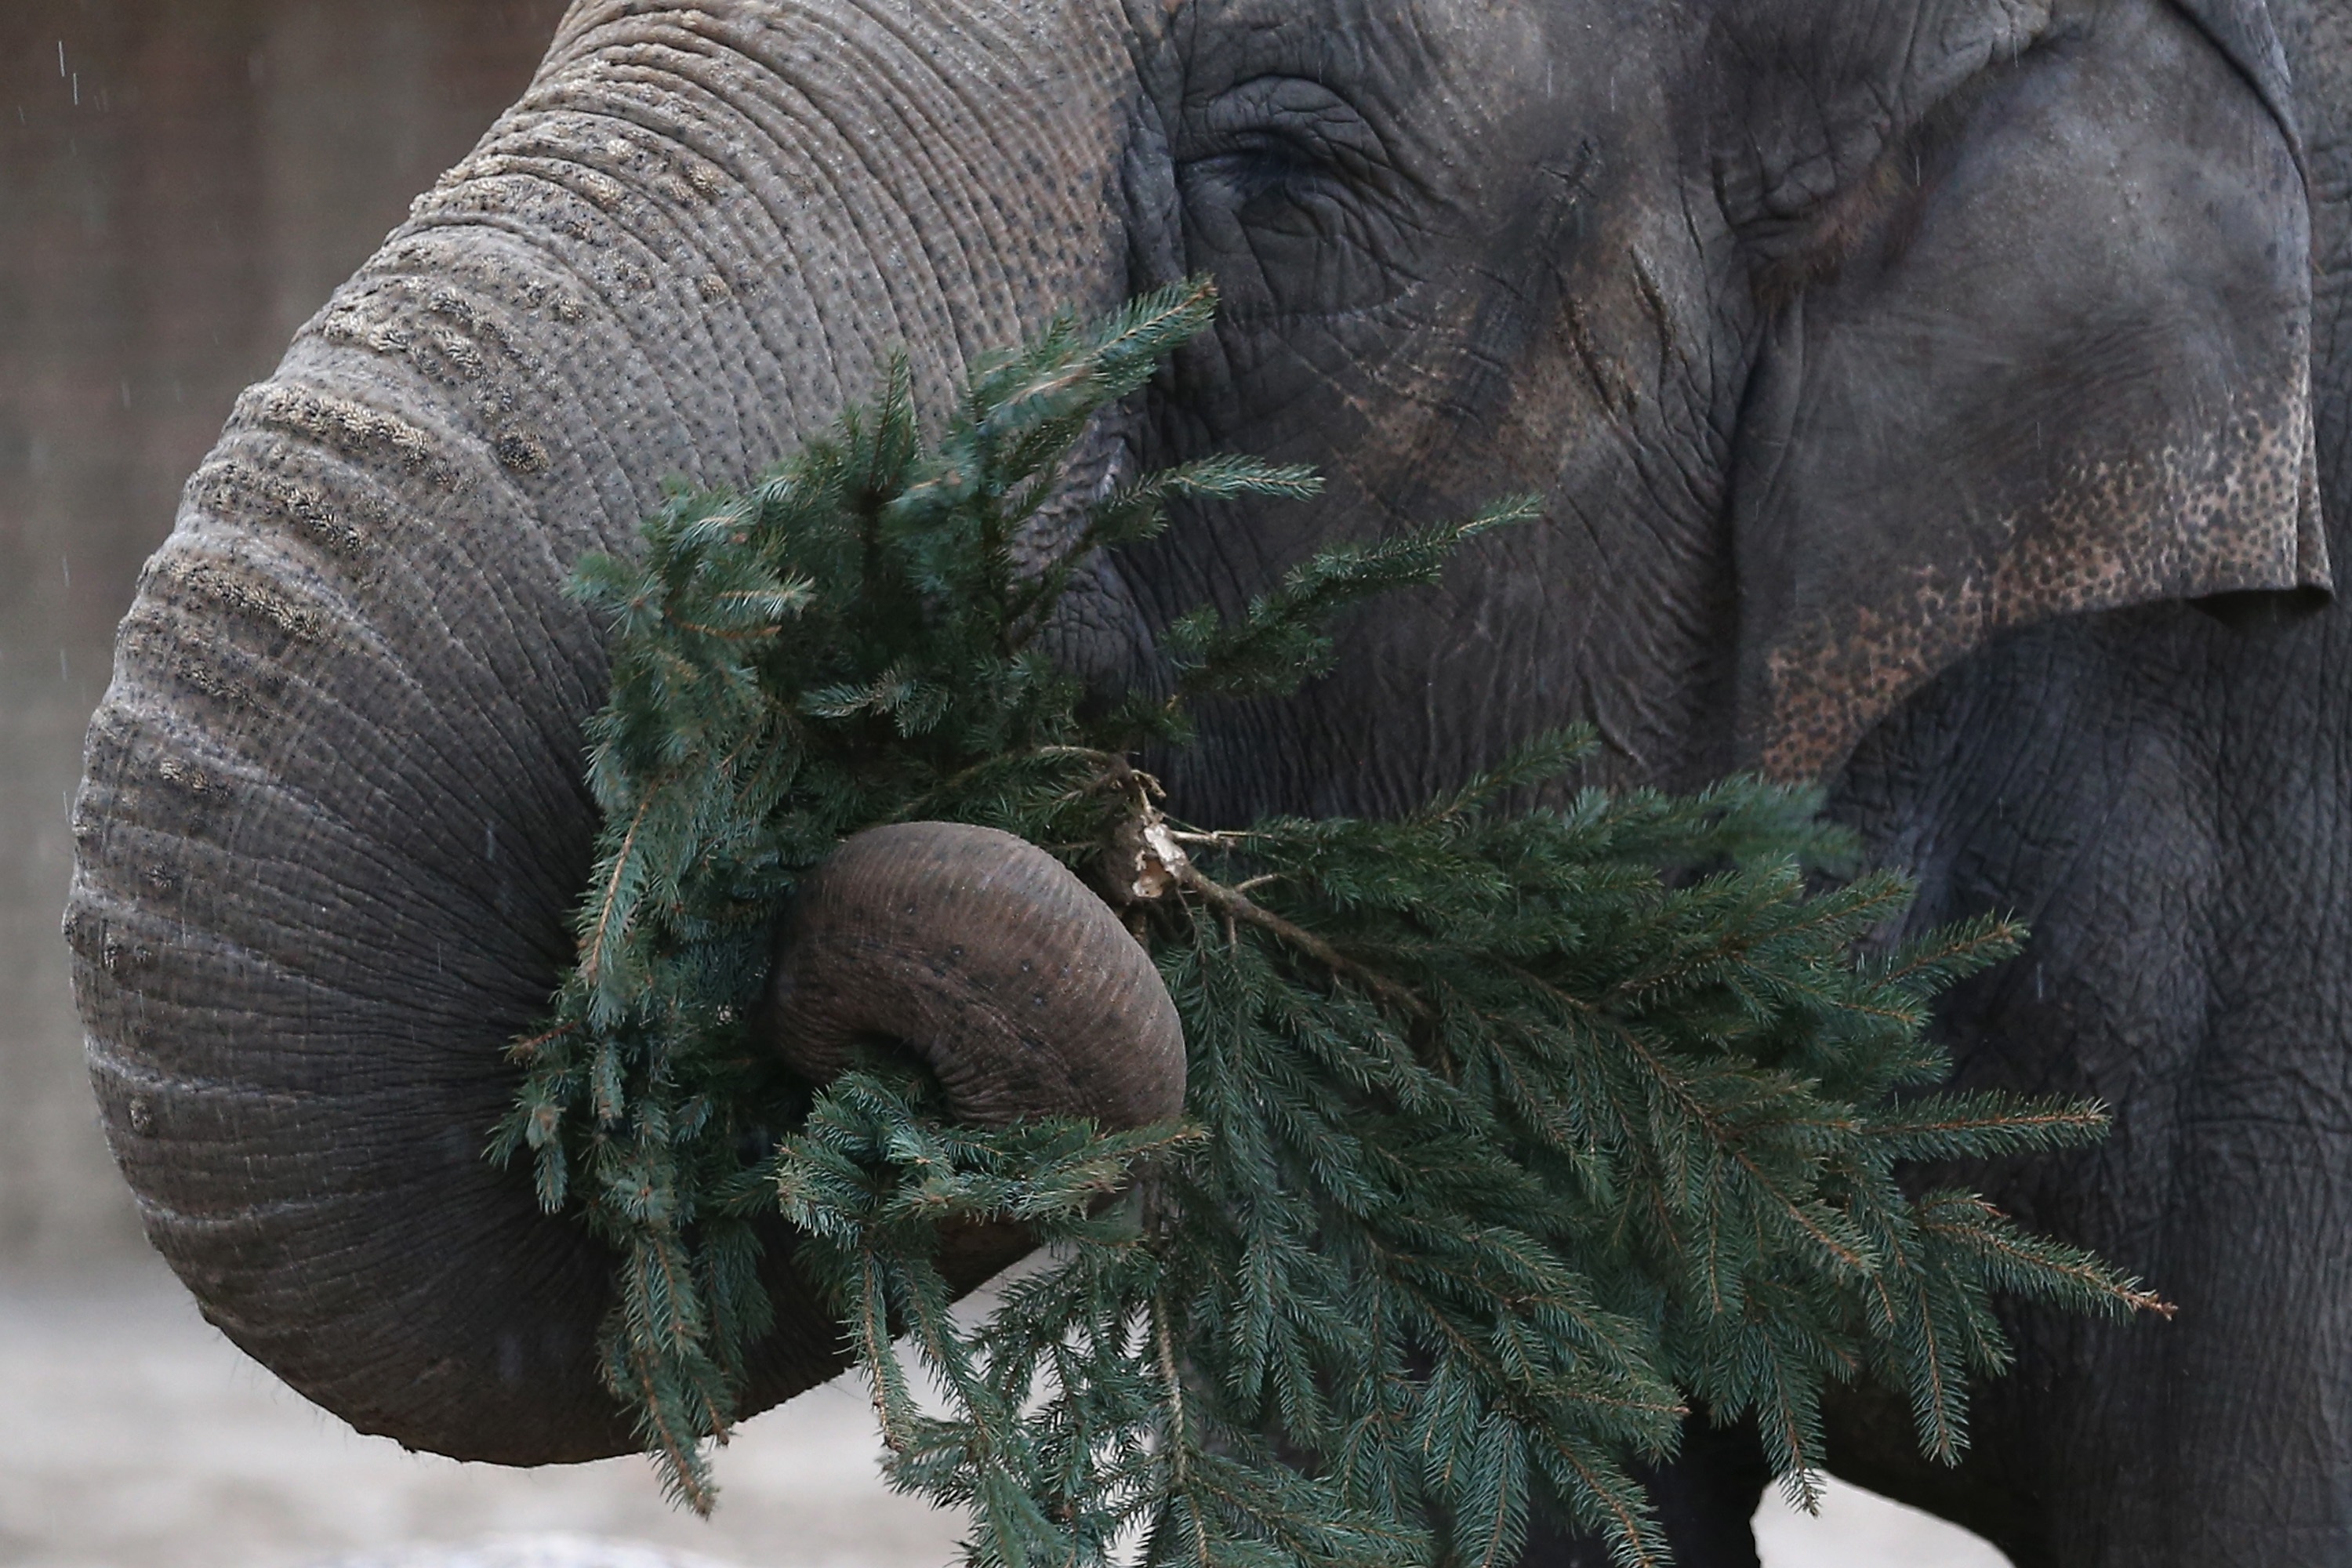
64;0;2352;1563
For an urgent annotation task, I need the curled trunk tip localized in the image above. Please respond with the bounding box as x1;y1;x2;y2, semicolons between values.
760;821;1186;1129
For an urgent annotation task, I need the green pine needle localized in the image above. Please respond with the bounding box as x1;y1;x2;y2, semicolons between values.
493;276;2165;1562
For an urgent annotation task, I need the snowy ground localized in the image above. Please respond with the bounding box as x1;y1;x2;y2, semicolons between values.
0;1258;2007;1568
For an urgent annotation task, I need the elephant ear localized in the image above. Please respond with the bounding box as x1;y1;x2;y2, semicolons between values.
2172;0;2301;154
1725;0;2324;781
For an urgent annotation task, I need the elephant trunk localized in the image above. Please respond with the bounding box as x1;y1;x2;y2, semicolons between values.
66;0;1145;1466
765;822;1185;1128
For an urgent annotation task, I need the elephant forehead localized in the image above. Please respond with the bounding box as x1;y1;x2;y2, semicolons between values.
1710;0;2053;234
1178;0;1561;152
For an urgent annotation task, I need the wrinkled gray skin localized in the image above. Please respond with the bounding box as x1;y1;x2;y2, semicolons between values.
67;0;2352;1563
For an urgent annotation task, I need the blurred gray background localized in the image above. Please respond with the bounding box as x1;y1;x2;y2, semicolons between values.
0;0;568;1274
0;5;2005;1565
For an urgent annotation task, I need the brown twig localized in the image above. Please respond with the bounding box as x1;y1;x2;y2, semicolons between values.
581;792;656;990
856;1245;909;1452
1174;860;1433;1021
1153;1290;1189;1486
506;1021;579;1063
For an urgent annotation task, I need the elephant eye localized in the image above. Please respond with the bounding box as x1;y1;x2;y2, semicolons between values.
1175;74;1410;319
1181;75;1390;205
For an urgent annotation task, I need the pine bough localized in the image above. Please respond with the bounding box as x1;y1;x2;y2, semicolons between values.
492;279;2163;1567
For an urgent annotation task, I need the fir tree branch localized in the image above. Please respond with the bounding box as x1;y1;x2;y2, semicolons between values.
581;791;656;1000
1916;1196;2175;1318
882;745;1120;825
507;288;2162;1563
1174;861;1432;1022
1153;1289;1189;1487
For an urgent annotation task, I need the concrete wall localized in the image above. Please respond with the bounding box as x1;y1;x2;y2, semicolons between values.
0;0;571;1269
